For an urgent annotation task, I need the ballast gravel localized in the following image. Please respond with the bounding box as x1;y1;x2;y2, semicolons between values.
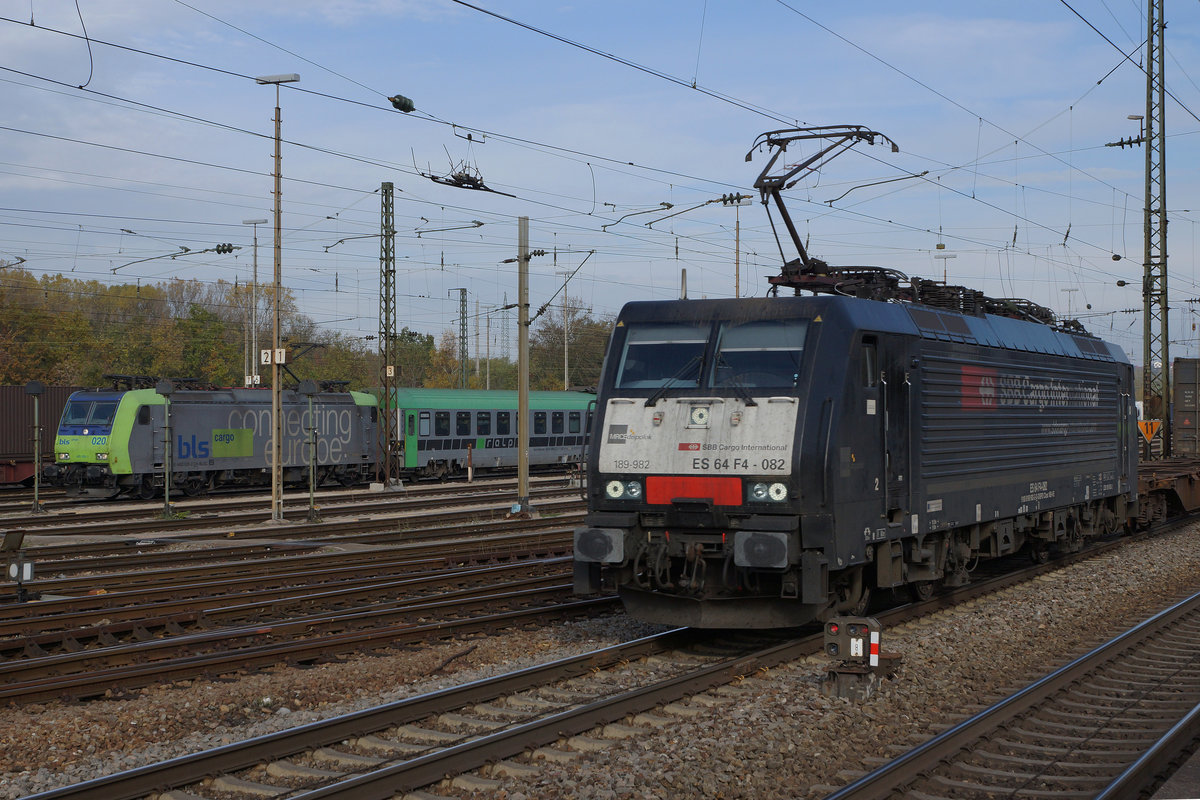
3;526;1200;800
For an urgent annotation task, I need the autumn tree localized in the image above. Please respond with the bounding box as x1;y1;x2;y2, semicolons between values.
529;297;613;390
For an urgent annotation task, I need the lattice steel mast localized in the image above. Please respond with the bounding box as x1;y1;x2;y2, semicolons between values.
379;181;396;482
1143;0;1170;453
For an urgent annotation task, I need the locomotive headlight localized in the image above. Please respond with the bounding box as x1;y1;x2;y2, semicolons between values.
95;452;108;461
604;480;643;501
748;481;789;503
57;452;69;461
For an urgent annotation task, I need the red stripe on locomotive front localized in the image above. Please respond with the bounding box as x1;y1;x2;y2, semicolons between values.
646;475;742;506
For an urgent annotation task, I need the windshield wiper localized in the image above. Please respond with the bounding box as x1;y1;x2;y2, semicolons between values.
715;354;758;407
643;355;702;407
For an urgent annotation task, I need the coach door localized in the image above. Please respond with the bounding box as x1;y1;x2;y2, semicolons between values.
403;411;418;469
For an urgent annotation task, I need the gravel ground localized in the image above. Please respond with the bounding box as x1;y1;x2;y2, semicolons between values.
4;526;1200;800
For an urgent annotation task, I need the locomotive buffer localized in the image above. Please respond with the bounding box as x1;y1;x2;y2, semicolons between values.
821;617;901;701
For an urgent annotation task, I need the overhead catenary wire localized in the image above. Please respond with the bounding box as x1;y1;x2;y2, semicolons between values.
4;5;1195;347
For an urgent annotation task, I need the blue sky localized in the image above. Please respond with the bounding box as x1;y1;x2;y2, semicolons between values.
3;1;1200;363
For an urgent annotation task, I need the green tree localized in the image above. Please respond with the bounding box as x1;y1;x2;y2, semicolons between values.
529;297;613;390
391;327;435;387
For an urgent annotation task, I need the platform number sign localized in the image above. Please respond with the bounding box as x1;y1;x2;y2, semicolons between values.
260;349;287;366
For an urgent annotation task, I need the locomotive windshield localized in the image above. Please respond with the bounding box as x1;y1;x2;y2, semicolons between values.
615;323;707;389
710;319;808;389
63;399;118;427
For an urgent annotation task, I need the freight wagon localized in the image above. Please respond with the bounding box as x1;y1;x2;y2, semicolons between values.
0;385;81;485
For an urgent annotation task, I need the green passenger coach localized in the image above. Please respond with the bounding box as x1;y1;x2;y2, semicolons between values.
388;389;594;479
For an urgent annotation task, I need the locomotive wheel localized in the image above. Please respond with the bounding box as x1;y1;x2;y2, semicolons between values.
137;476;157;500
911;580;935;601
847;585;871;616
182;477;208;497
832;568;871;615
1030;542;1051;564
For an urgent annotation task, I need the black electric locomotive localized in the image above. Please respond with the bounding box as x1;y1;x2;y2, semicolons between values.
573;288;1136;628
573;126;1138;628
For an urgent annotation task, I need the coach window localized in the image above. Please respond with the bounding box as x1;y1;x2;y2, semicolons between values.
434;411;450;437
419;412;431;437
552;411;564;434
569;411;581;434
477;412;491;436
456;411;471;436
497;412;511;436
534;412;547;435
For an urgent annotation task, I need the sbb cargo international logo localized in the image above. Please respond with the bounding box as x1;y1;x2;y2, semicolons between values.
961;365;997;410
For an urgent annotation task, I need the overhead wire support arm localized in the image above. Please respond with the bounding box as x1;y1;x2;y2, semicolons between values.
110;243;237;274
644;195;751;228
534;250;596;321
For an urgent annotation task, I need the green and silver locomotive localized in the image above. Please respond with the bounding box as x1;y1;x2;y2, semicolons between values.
45;386;378;498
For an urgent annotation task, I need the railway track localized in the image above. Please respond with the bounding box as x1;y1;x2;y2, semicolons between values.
23;522;1190;799
0;473;577;519
22;627;809;800
1;566;615;705
824;586;1200;800
6;505;581;582
0;517;597;704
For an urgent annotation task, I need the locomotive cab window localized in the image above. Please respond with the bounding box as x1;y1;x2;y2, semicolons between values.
64;399;118;426
456;411;471;436
710;319;808;389
615;323;707;389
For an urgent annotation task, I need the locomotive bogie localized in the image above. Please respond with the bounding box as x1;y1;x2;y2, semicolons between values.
576;295;1138;629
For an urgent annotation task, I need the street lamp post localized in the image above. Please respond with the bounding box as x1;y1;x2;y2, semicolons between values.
243;218;268;387
256;73;299;523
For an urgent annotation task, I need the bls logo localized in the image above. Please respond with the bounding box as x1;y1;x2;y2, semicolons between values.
177;434;211;459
